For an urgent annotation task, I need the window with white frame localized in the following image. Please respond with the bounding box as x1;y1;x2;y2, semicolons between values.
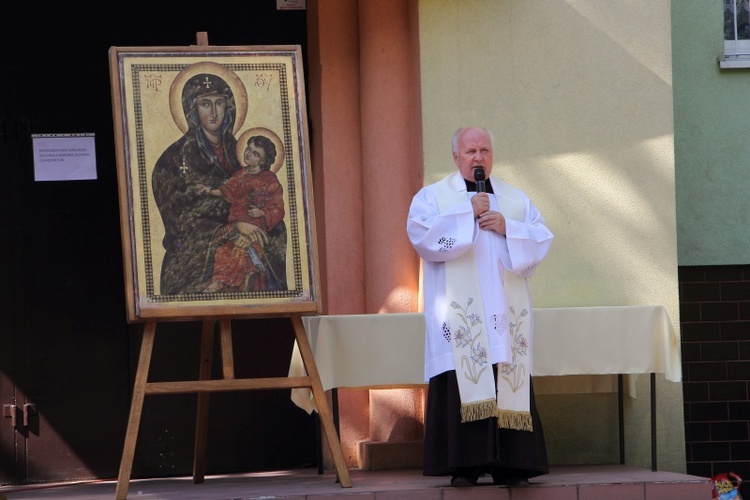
721;0;750;68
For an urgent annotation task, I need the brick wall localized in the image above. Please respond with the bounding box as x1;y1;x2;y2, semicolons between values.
680;265;750;497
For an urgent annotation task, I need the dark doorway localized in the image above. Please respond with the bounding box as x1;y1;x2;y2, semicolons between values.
0;2;316;484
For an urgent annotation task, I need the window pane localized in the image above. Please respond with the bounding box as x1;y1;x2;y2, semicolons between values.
725;0;750;41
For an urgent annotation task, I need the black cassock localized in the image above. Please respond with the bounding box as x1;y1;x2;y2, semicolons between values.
422;368;548;483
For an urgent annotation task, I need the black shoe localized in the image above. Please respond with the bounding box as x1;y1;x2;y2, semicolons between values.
450;467;480;487
450;475;478;487
505;477;530;488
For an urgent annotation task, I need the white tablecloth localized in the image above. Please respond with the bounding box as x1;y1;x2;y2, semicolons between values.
289;306;681;413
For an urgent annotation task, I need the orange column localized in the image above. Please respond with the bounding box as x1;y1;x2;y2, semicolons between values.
307;0;424;469
307;0;366;315
359;1;421;315
357;0;425;468
307;0;370;468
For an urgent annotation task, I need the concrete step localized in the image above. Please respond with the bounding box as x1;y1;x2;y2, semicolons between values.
0;464;714;499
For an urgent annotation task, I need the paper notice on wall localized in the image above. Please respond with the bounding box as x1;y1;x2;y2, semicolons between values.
32;133;97;181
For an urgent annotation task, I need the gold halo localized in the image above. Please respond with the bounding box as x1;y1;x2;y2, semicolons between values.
168;61;248;135
235;127;286;174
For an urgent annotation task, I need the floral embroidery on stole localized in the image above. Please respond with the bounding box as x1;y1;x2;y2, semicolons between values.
435;175;533;431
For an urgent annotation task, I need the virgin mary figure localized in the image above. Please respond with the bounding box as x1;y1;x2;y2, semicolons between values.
151;68;243;296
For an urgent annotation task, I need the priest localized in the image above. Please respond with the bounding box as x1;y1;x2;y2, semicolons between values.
406;126;554;488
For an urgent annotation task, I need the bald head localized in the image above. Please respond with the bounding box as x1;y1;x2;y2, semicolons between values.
452;127;495;182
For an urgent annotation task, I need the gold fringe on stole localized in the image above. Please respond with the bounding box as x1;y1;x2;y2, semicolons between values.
460;399;498;423
497;409;533;431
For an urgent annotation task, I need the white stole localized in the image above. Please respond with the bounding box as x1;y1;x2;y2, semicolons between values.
435;175;533;431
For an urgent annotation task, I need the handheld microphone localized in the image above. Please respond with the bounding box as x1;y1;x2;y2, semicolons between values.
473;168;486;193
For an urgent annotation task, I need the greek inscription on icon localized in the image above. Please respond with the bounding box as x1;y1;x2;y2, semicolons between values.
144;74;163;91
255;73;274;91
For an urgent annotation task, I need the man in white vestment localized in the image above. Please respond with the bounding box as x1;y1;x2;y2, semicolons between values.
407;126;554;487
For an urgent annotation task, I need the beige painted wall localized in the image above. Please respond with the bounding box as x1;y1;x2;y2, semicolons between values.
418;0;684;472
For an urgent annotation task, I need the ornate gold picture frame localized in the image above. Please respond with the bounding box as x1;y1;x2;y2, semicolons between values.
109;45;319;321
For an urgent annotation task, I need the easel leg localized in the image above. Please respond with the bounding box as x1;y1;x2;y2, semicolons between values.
115;321;157;500
291;315;352;487
193;320;216;484
219;318;235;379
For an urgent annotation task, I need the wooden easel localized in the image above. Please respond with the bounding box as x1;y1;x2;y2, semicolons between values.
111;31;346;499
114;314;352;499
